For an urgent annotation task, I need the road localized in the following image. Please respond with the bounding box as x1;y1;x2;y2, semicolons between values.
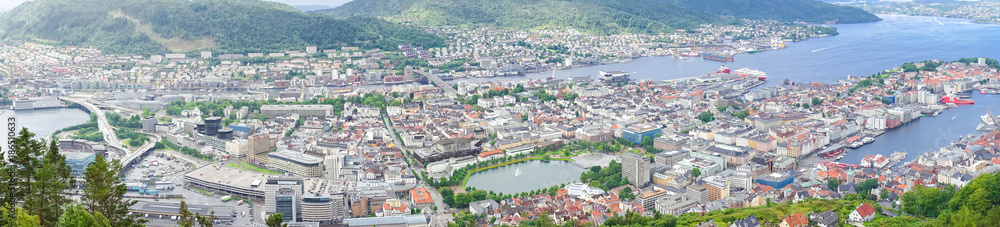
60;97;159;167
383;113;451;227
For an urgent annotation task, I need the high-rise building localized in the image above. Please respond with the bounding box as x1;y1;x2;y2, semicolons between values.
621;153;651;187
265;178;304;222
141;117;157;132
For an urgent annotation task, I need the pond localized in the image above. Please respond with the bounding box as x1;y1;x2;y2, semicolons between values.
464;160;586;195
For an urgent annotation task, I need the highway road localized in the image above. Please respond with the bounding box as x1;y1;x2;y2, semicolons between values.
60;97;159;167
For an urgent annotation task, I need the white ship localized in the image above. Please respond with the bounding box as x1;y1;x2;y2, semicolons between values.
733;67;767;80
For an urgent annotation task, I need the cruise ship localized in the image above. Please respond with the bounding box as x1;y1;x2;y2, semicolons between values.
733;67;767;80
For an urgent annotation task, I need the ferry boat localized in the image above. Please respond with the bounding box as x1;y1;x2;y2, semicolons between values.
941;96;975;104
703;53;734;62
598;70;630;82
733;67;767;80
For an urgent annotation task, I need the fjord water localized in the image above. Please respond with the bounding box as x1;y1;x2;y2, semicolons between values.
841;93;1000;165
465;160;585;195
471;15;1000;84
0;108;91;148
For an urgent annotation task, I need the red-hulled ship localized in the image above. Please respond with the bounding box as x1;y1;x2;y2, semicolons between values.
941;96;975;104
703;53;734;62
716;66;730;74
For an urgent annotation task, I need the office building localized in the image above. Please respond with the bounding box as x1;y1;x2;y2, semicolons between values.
621;153;651;187
687;184;708;204
265;178;304;222
141;117;157;132
269;150;324;177
301;193;334;223
63;152;96;177
654;150;689;167
622;124;661;144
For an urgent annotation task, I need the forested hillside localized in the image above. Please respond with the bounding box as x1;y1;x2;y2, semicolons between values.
323;0;734;35
663;0;881;24
0;0;444;54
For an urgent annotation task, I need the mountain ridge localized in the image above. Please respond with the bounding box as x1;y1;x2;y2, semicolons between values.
0;0;444;55
664;0;882;24
322;0;880;34
321;0;735;35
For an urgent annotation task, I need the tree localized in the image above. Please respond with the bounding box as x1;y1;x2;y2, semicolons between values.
827;178;840;191
266;213;288;227
196;211;215;227
698;111;715;123
25;137;75;226
641;136;653;147
856;179;879;197
82;155;146;227
1;205;41;227
691;168;701;179
619;187;635;200
812;97;822;106
177;201;195;227
57;204;111;227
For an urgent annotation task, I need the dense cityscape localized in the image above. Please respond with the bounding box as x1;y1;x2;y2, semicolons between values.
1;0;1000;227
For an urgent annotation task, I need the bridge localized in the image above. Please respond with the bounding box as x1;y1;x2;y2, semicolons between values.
412;69;457;98
59;97;159;168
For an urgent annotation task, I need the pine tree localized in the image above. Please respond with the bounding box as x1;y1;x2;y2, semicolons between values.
82;154;146;227
177;201;195;227
196;211;215;227
5;128;75;226
7;128;45;207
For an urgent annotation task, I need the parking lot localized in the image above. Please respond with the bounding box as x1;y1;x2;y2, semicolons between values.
124;150;259;226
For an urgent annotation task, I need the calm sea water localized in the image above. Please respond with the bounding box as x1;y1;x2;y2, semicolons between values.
0;108;91;148
465;15;1000;84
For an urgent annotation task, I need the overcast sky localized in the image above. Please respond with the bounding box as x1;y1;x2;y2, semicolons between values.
0;0;354;12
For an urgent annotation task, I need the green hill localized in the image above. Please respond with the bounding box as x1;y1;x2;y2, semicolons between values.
663;0;881;24
321;0;734;35
0;0;444;54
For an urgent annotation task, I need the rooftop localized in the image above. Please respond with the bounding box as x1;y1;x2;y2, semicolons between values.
185;164;273;190
269;150;324;165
